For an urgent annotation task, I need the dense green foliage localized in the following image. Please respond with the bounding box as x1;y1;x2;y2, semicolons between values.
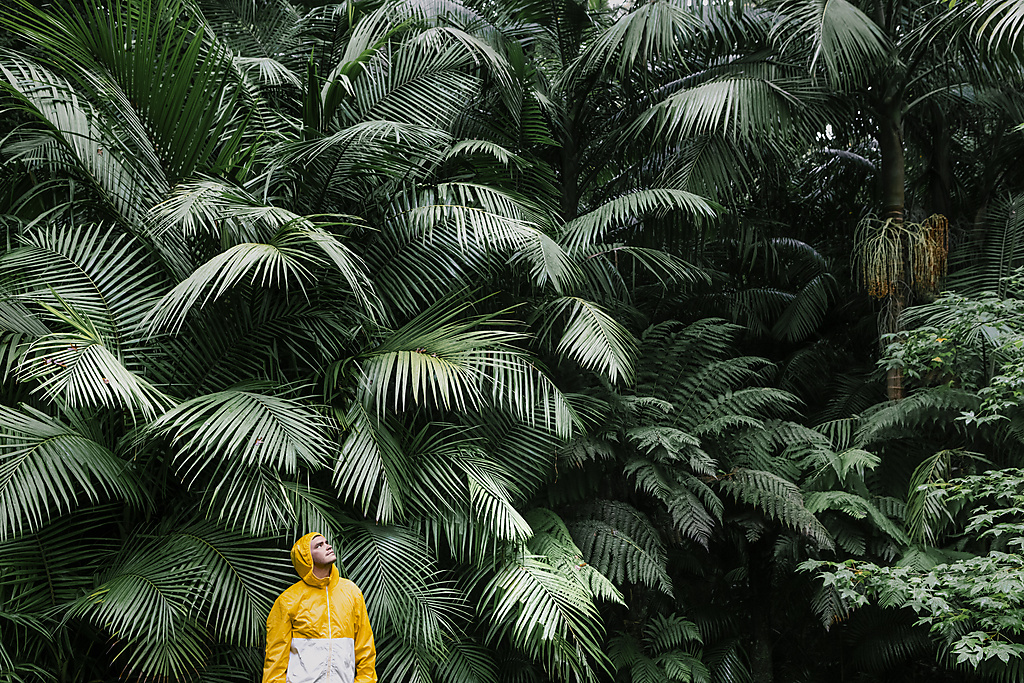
2;0;1024;681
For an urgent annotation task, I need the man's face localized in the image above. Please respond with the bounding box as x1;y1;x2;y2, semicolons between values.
310;535;336;566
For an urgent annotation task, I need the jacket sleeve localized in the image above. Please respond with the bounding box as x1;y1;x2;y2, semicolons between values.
353;588;378;683
262;594;292;683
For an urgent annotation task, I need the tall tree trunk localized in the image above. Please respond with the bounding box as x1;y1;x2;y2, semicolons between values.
877;95;907;400
750;611;774;683
928;102;953;219
748;536;776;683
560;138;579;222
877;97;905;222
559;98;581;223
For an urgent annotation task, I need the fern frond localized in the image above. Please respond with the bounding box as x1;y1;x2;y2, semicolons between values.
717;469;833;549
854;388;979;447
568;500;671;594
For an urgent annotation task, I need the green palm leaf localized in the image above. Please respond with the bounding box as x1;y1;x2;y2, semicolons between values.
569;0;701;81
274;120;452;208
630;75;818;143
335;403;410;523
538;296;638;385
19;299;174;417
282;481;349;547
770;272;837;342
477;554;608;683
947;193;1024;295
0;57;168;222
358;296;576;435
0;405;147;540
1;224;166;344
560;188;717;252
343;522;466;657
65;541;208;680
145;217;376;334
145;384;333;478
142;384;334;530
775;0;891;88
432;636;498;683
525;507;624;605
460;449;533;543
357;32;481;125
165;522;294;646
973;0;1024;49
804;489;910;545
5;0;243;185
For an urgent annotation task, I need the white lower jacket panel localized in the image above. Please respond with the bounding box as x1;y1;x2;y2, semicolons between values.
287;637;356;683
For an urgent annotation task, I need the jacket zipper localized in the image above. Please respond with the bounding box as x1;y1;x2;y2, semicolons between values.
326;583;333;682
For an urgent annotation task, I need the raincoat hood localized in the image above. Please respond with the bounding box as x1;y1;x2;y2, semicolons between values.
290;532;338;587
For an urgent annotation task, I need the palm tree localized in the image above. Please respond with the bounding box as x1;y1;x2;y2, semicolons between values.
0;0;673;679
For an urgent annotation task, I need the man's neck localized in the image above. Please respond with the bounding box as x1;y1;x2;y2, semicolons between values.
312;564;332;580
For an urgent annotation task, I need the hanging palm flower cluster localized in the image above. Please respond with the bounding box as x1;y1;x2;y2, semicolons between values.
912;214;949;296
855;214;948;299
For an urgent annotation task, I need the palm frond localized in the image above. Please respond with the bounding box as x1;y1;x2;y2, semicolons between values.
145;217;377;334
1;224;165;344
569;0;701;81
64;538;209;680
770;272;837;342
164;522;294;646
272;120;452;208
459;450;533;544
774;0;891;88
560;188;717;251
19;299;174;418
0;57;167;221
342;521;467;657
346;29;481;129
525;507;624;605
0;505;121;611
431;636;498;683
630;75;818;143
947;193;1024;295
386;182;580;293
335;403;410;524
905;449;958;545
537;296;638;385
0;404;149;541
282;481;349;547
358;296;576;435
5;0;244;184
804;489;909;545
972;0;1024;50
144;384;333;479
476;554;608;683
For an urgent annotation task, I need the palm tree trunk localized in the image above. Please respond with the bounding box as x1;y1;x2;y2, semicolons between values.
877;95;907;400
928;102;953;218
877;97;904;222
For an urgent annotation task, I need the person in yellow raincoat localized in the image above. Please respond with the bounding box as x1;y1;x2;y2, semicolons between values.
263;532;377;683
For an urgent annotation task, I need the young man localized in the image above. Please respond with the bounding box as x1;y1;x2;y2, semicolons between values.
262;532;377;683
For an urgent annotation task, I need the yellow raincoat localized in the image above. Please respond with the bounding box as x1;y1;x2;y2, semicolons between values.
262;532;377;683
